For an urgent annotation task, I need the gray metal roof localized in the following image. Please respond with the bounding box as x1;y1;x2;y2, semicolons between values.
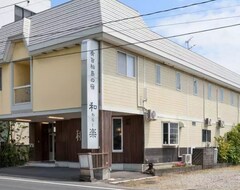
0;0;239;90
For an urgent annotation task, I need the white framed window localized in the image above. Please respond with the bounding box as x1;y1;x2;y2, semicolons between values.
193;78;198;95
117;52;135;78
208;83;212;100
230;92;234;106
112;117;123;152
163;122;179;145
219;88;224;103
156;64;161;85
176;72;181;91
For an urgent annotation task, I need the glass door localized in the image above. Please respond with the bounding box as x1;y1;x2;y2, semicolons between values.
49;123;56;161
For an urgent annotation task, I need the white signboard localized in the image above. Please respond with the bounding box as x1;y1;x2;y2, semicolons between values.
81;39;99;149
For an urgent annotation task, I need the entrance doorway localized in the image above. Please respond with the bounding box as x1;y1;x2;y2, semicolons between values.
48;123;56;161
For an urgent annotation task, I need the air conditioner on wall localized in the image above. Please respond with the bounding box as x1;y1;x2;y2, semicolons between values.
182;154;192;165
204;118;212;126
217;120;225;128
147;110;157;121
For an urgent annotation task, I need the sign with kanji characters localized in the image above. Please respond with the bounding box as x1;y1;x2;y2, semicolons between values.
81;39;99;149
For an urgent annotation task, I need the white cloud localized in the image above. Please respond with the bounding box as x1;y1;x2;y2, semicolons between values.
153;0;240;75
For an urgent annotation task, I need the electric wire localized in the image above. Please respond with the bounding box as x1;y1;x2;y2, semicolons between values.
105;14;240;34
1;0;239;79
143;3;240;22
105;24;240;86
0;0;218;45
101;0;217;24
30;22;240;61
0;0;238;85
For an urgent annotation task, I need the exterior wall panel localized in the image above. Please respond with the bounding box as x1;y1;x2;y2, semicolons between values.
32;46;81;111
0;64;11;115
103;43;238;152
112;115;144;164
12;41;29;61
102;43;140;112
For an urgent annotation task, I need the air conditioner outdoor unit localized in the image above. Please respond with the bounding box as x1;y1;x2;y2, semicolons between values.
204;118;212;126
217;120;225;128
147;110;157;121
182;154;192;165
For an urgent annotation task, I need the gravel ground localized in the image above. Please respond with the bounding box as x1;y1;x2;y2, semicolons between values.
121;166;240;190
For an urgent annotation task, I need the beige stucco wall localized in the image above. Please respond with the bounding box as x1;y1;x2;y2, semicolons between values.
0;64;11;115
12;41;29;61
0;41;29;115
32;46;81;111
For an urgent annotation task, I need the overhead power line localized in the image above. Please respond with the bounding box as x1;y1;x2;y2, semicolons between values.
102;0;217;25
33;0;218;38
26;22;240;86
152;15;240;27
0;0;217;45
104;14;240;34
106;24;240;86
143;3;240;22
106;0;217;23
32;21;240;61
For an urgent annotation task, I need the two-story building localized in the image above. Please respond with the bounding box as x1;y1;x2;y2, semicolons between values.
0;0;239;171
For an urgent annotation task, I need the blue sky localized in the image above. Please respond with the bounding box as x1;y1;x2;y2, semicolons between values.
51;0;240;74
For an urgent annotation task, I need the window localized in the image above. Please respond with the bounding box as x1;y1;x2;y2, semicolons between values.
176;72;181;90
0;68;2;91
230;92;234;106
208;83;212;100
117;52;135;78
156;64;161;84
202;129;211;142
112;118;123;152
219;88;224;102
15;5;35;22
163;122;179;145
193;78;198;95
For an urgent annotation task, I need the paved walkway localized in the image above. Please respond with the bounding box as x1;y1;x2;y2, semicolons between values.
0;167;81;181
0;166;152;183
109;171;153;184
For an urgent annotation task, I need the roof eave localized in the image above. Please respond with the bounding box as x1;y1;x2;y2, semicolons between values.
28;26;103;56
101;32;240;92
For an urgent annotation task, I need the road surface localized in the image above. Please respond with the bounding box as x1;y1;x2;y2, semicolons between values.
0;176;129;190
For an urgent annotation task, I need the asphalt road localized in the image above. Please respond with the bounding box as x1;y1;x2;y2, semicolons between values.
0;176;128;190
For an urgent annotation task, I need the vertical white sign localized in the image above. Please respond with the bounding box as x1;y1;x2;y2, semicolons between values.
81;39;99;149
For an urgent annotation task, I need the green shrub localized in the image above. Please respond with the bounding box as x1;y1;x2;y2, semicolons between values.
0;121;29;167
215;124;240;164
